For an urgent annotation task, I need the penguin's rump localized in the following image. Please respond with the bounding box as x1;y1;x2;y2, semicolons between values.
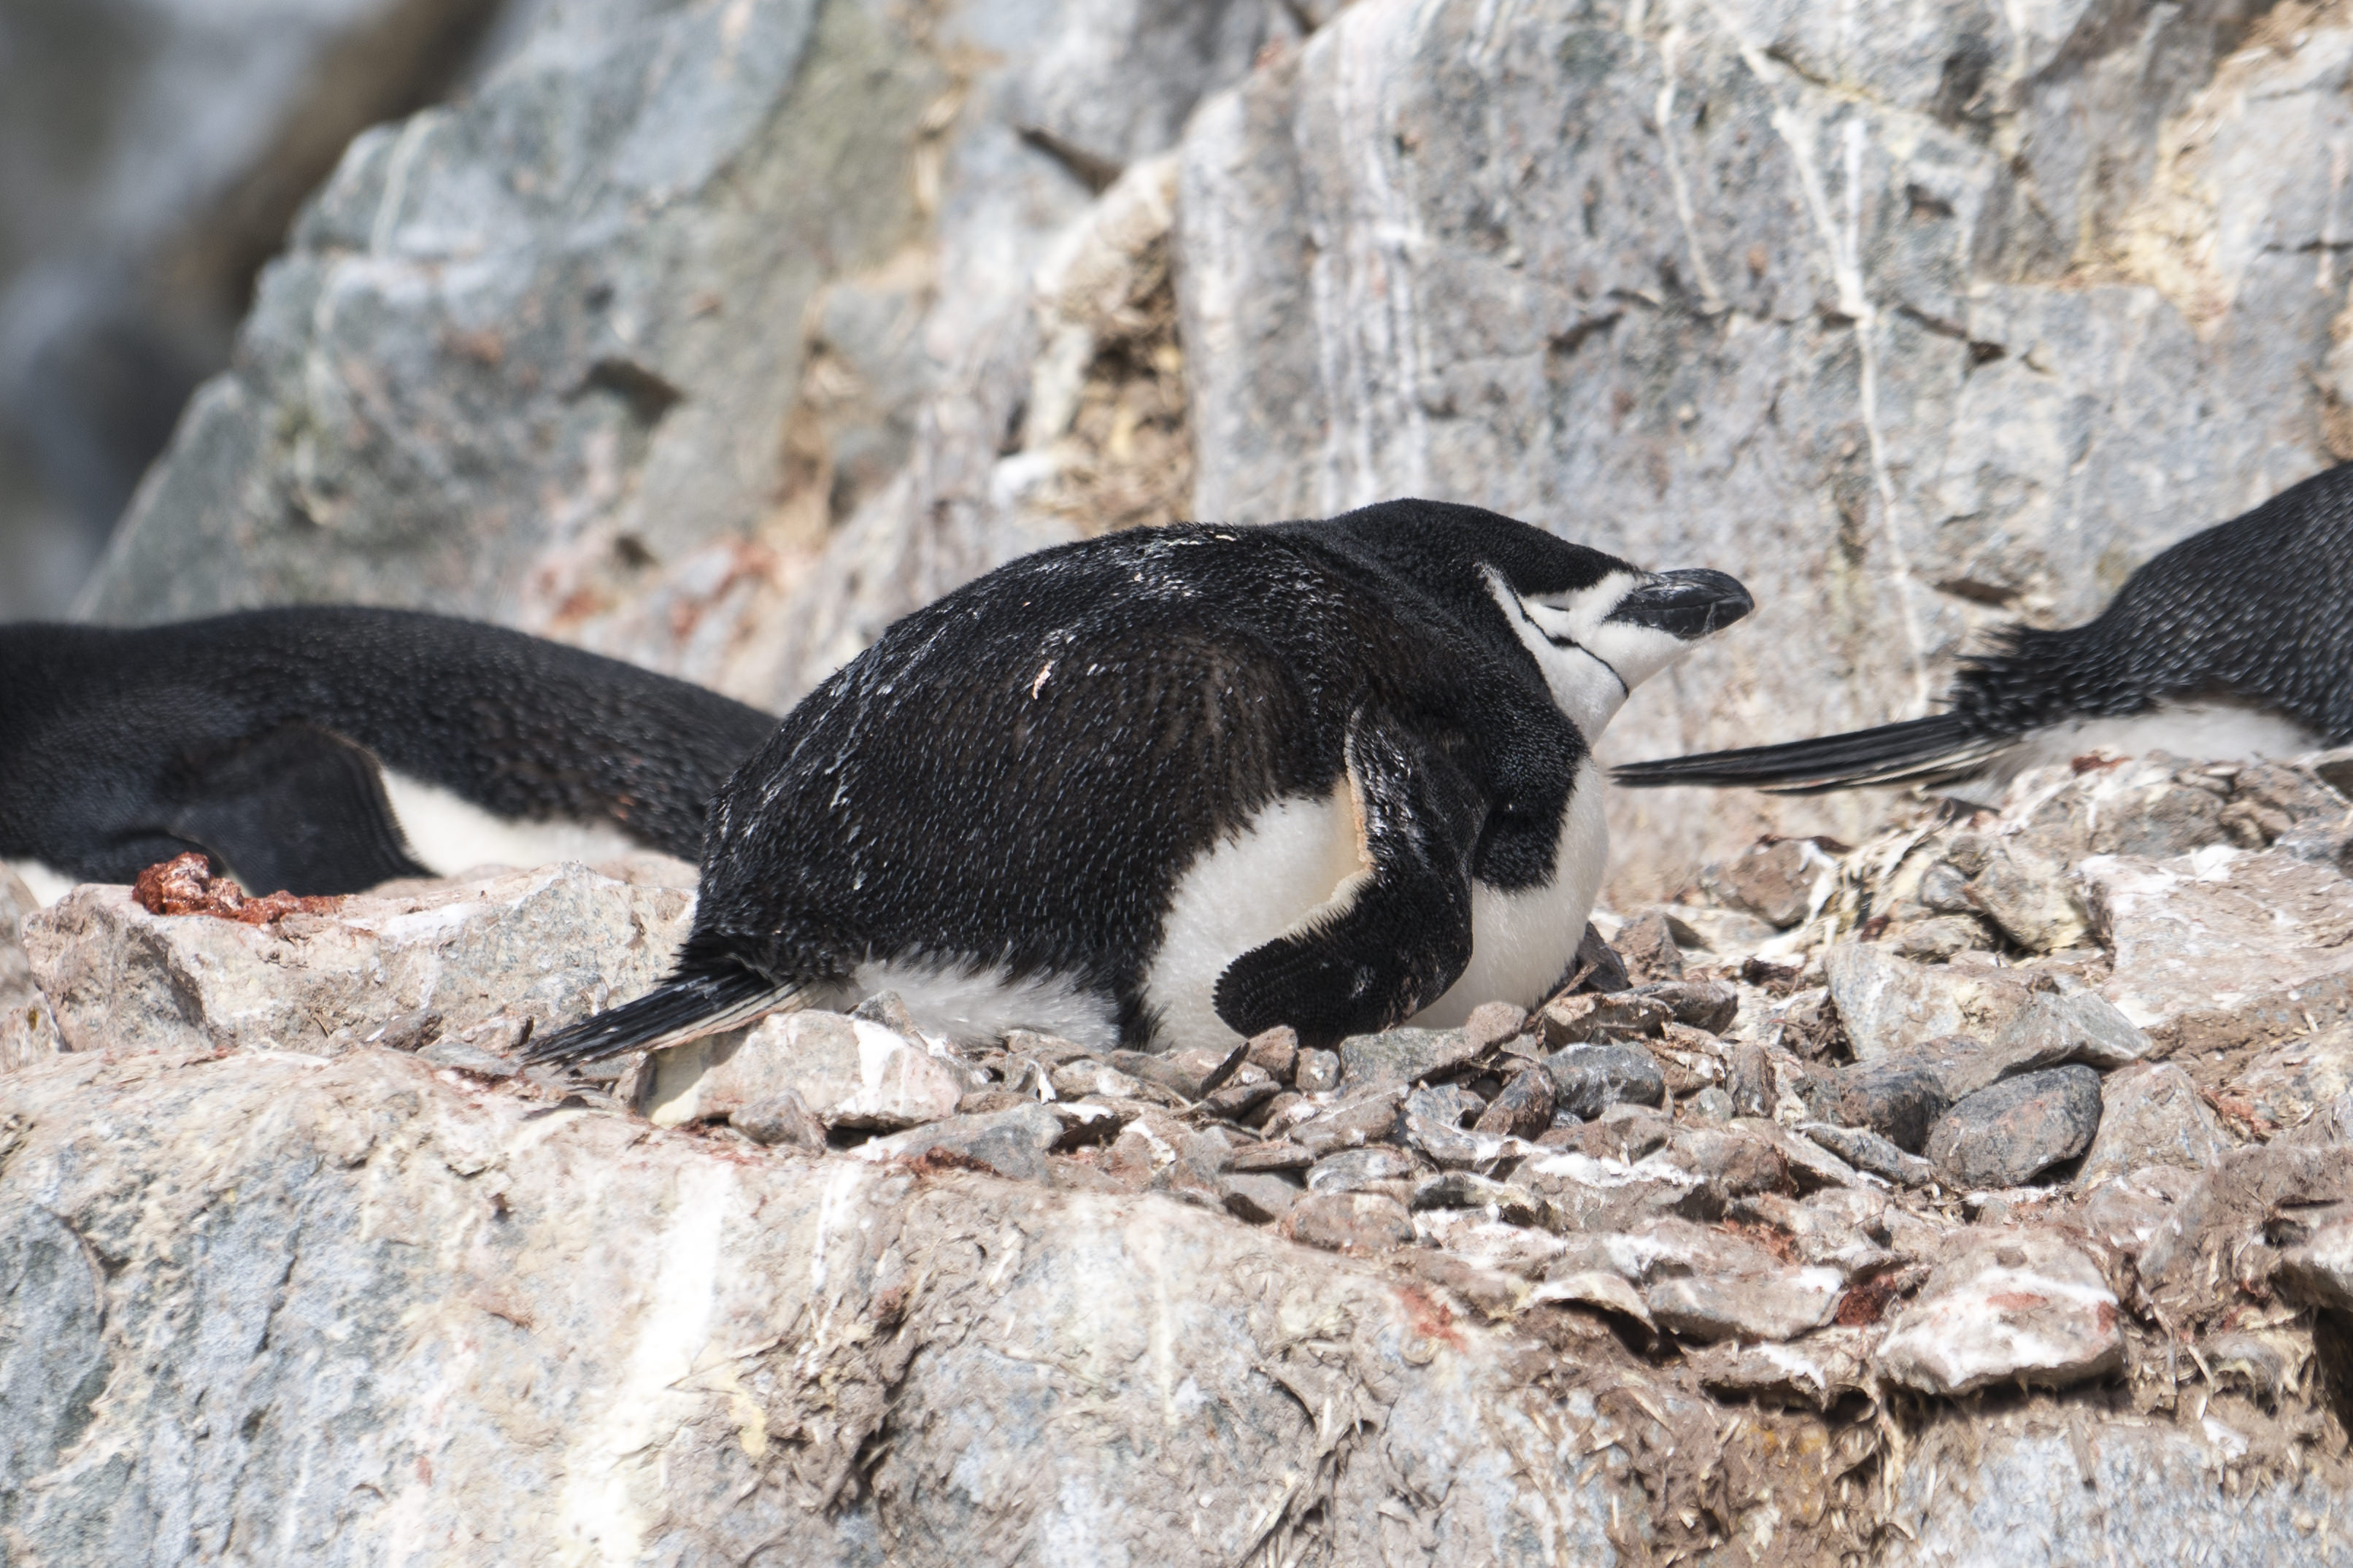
531;499;1755;1065
0;608;777;897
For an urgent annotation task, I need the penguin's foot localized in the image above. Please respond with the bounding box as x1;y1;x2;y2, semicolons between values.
526;963;801;1066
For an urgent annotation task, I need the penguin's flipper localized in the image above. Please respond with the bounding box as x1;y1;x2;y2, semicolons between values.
1609;713;2013;794
169;724;431;895
1212;713;1482;1049
524;963;802;1066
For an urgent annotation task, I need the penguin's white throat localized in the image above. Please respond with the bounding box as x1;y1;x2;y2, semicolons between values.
1488;570;1694;737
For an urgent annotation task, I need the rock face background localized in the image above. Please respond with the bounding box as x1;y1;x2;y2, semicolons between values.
0;0;511;617
65;0;2353;891
79;0;1269;711
1177;0;2353;886
19;1;2353;1562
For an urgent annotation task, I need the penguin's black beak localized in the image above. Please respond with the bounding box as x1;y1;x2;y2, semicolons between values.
1606;569;1753;640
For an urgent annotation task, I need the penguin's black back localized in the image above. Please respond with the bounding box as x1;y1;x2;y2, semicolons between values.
1956;463;2353;736
1615;462;2353;792
688;504;1599;1043
1;608;777;889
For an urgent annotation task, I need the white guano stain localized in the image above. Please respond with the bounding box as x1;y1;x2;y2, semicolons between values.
368;113;436;255
1653;26;1725;311
1312;1;1432;511
557;1159;732;1564
800;1162;869;1375
1695;0;1933;711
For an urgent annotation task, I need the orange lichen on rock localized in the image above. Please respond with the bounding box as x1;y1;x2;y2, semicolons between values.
131;853;340;925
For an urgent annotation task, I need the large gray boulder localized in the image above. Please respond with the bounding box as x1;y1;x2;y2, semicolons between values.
5;1041;2348;1566
83;0;939;629
1176;0;2353;887
0;1046;1641;1564
80;0;1275;714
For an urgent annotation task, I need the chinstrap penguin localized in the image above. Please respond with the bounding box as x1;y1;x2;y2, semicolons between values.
529;499;1752;1065
1;607;777;900
1613;462;2353;797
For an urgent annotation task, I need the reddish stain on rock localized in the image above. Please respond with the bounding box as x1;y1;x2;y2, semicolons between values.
1833;1276;1900;1327
132;853;341;925
1398;1284;1465;1350
1719;1217;1800;1264
903;1146;995;1179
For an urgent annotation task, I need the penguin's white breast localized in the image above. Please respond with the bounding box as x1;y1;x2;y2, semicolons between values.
1138;760;1608;1051
1412;757;1606;1029
1140;784;1369;1052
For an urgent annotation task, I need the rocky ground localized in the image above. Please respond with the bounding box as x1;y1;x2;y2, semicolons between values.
7;750;2353;1563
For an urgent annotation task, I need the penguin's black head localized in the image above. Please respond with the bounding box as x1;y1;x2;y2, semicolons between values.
1317;498;1753;735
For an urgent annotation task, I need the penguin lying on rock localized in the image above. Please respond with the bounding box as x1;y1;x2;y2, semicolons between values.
529;499;1752;1064
1613;463;2353;797
1;608;776;900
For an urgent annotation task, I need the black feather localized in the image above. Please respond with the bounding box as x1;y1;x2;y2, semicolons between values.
1611;714;2009;793
525;962;796;1065
623;500;1684;1053
0;606;777;890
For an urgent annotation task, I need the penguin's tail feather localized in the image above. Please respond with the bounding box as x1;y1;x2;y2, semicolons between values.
525;963;802;1067
1609;713;2016;795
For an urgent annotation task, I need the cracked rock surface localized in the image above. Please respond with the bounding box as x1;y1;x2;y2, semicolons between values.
12;746;2353;1560
1178;0;2353;888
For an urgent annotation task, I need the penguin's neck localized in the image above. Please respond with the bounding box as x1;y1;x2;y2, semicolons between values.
1484;577;1630;738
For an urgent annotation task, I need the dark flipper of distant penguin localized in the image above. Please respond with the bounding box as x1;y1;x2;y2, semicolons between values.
167;725;431;896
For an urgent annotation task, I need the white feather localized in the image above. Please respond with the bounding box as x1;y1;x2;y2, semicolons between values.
379;769;642;879
1141;784;1368;1051
846;956;1120;1051
1136;755;1613;1048
1940;700;2327;806
3;859;76;908
1412;757;1609;1027
2009;702;2324;773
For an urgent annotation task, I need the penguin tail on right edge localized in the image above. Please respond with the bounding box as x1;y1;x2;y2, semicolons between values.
525;962;802;1067
1609;712;2017;795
